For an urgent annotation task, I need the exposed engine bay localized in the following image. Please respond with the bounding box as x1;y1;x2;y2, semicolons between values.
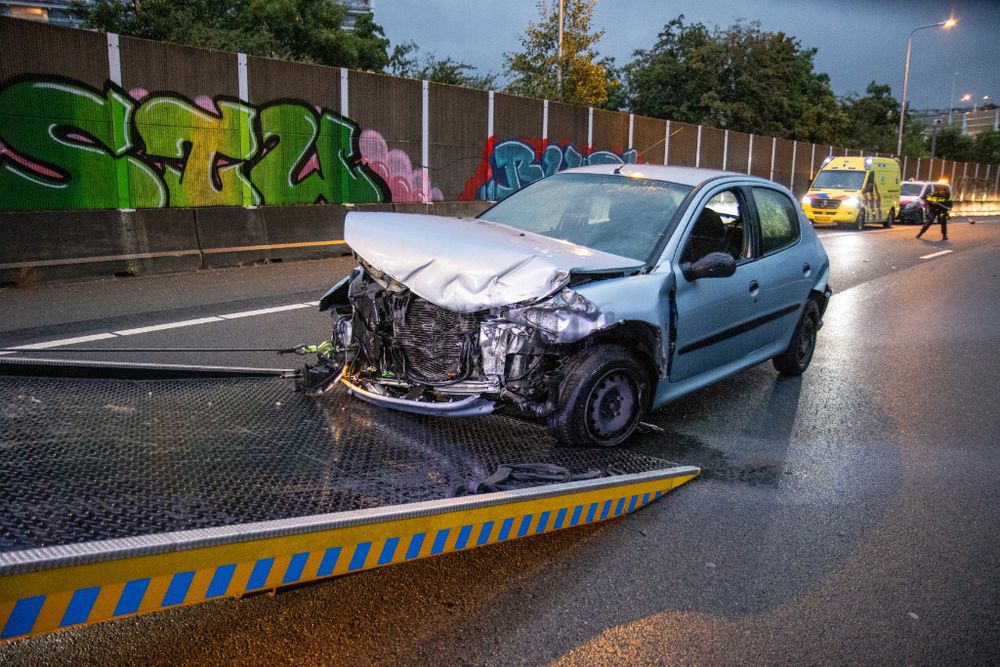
314;259;618;418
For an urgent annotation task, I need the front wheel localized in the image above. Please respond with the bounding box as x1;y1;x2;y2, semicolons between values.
883;207;894;228
855;210;866;231
772;300;819;376
547;344;650;447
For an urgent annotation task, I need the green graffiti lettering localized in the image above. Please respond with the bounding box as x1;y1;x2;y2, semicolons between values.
134;96;258;208
0;76;390;212
0;79;165;211
249;103;384;205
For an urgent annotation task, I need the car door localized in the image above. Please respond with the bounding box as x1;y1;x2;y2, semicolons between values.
669;185;764;382
748;186;812;349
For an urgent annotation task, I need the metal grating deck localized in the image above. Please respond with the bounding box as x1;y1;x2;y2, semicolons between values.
0;369;677;553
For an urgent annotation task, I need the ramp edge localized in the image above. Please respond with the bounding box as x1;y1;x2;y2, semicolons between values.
0;466;699;576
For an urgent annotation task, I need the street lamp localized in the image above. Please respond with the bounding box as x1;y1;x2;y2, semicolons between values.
896;17;957;156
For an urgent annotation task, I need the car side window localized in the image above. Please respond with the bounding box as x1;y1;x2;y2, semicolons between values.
680;189;753;264
752;187;800;255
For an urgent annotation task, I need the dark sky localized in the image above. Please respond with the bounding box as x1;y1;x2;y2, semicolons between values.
376;0;1000;111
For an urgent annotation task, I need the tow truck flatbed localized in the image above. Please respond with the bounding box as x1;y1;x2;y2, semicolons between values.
0;358;698;642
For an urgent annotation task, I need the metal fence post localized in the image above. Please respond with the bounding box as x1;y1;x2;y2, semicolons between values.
695;125;702;168
488;90;496;140
628;113;634;150
107;32;132;211
587;107;593;149
769;136;776;181
810;143;816;179
541;98;547;141
722;130;729;171
340;68;349;117
747;134;754;174
664;120;671;165
421;79;429;203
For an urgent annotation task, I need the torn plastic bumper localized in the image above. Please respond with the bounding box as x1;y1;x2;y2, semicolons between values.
340;375;496;417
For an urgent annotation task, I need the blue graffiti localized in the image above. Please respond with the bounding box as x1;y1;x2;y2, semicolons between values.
476;139;638;201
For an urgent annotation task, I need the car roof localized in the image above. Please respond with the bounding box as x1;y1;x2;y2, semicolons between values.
560;163;763;187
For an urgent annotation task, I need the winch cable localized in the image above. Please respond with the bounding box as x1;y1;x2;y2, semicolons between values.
0;344;343;356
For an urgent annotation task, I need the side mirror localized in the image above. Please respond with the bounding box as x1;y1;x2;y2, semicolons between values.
682;252;737;281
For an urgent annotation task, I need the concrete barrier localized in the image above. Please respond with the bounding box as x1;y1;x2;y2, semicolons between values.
0;208;201;284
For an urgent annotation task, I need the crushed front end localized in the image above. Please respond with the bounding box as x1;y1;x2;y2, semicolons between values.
312;261;611;418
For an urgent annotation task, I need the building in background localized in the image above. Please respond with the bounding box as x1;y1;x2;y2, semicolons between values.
0;0;374;30
341;0;373;29
913;107;1000;138
0;0;81;27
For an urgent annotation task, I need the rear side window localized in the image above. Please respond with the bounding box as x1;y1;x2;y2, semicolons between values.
752;188;800;254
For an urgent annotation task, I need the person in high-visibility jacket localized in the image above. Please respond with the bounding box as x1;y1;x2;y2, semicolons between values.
917;183;952;241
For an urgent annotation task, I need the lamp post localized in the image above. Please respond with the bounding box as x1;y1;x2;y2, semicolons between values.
948;72;959;125
897;18;957;156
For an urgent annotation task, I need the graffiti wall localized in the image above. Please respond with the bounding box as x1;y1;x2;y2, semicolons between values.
0;76;396;211
1;17;996;218
461;137;638;201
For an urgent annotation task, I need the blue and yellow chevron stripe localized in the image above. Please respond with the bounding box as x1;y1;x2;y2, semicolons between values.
1;470;697;642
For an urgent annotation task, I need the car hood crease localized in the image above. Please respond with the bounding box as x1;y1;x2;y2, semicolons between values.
345;212;644;312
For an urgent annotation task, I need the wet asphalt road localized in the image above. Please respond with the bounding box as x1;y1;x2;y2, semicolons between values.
1;218;999;665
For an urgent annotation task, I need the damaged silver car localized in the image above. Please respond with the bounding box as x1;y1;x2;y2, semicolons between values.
310;165;831;447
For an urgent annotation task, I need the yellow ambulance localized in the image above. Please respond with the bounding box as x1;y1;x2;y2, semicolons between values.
800;156;901;230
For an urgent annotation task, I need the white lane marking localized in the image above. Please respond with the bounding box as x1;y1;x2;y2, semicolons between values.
12;333;119;349
1;332;119;354
5;300;325;352
113;316;223;336
218;303;311;319
920;250;954;260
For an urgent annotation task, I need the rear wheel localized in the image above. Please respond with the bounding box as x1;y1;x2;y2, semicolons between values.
772;300;819;376
547;344;649;447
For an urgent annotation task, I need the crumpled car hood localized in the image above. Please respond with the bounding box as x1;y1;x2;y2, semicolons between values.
345;212;643;312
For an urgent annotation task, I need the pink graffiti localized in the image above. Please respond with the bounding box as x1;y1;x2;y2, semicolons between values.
0;139;63;180
358;129;442;202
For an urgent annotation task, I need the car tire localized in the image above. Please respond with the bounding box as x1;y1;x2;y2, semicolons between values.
772;300;819;376
883;207;894;228
547;344;649;448
855;210;866;231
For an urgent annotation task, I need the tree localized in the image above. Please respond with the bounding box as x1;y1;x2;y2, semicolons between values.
623;16;848;144
841;82;898;153
932;126;976;161
71;0;390;71
388;41;497;90
972;130;1000;164
503;0;610;107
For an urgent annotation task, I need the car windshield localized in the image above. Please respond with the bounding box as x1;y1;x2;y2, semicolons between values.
811;170;866;190
478;173;692;262
900;183;925;196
